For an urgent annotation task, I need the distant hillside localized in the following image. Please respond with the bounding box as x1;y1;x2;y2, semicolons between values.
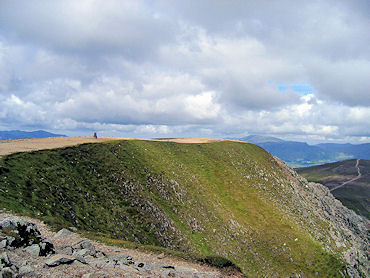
240;135;284;144
0;130;66;140
317;143;370;160
0;140;367;276
297;159;370;219
240;135;369;167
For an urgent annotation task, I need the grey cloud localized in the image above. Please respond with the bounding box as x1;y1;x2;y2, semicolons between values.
0;0;369;143
307;58;370;106
0;0;176;60
216;76;301;110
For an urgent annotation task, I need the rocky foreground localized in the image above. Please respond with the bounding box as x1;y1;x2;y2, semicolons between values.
0;213;239;278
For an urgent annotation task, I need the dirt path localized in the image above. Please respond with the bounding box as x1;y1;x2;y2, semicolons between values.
330;159;362;192
0;211;238;277
0;137;236;158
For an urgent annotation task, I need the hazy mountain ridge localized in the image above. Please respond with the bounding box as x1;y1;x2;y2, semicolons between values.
0;130;66;140
240;135;370;167
0;140;368;276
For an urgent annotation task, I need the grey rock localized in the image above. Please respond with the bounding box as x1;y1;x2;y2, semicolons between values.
5;238;15;248
0;218;40;239
68;227;77;232
0;267;16;278
72;260;86;266
0;240;6;249
25;244;40;256
38;239;54;256
44;254;75;267
56;245;73;256
89;258;112;268
73;254;87;265
73;248;92;258
115;263;132;271
82;272;108;278
54;228;72;238
0;252;12;268
72;239;94;251
95;251;106;258
0;218;19;230
19;265;34;275
110;255;135;266
0;217;53;257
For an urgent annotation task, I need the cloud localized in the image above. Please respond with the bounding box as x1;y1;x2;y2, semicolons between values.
307;58;370;106
0;0;369;143
0;0;175;60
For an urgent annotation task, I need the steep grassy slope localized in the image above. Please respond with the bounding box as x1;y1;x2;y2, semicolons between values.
297;159;370;219
0;140;367;277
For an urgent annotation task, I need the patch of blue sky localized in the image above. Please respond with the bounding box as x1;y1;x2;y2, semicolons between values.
274;82;314;95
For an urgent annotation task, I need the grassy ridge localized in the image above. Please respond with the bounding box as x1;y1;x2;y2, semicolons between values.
0;140;346;276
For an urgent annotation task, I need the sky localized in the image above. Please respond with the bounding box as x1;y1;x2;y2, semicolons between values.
0;0;369;143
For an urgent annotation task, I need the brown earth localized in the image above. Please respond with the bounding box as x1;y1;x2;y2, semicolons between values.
0;137;241;157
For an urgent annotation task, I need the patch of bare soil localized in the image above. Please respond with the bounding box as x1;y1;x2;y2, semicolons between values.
0;137;117;157
0;137;243;157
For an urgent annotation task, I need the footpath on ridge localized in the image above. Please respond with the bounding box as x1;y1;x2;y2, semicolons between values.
0;136;230;157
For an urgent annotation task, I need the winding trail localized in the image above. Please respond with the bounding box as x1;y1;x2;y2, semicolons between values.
330;159;361;192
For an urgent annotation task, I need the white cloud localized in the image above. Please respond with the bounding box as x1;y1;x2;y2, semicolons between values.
0;0;369;143
185;91;220;120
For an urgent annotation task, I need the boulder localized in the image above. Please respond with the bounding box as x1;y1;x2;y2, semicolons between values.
56;245;73;256
73;249;91;258
73;239;94;251
25;244;40;256
0;217;55;256
73;255;87;265
72;240;96;257
45;254;75;267
54;228;72;238
0;218;19;230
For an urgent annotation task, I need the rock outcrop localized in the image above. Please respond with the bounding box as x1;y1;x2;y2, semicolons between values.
0;217;55;256
0;213;229;277
274;158;369;277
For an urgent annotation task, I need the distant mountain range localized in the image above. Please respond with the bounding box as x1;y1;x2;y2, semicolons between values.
240;135;370;167
0;130;66;140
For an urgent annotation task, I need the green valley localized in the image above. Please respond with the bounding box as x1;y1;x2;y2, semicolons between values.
297;159;370;220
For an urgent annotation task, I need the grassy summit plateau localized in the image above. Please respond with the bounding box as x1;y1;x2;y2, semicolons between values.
0;140;367;277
